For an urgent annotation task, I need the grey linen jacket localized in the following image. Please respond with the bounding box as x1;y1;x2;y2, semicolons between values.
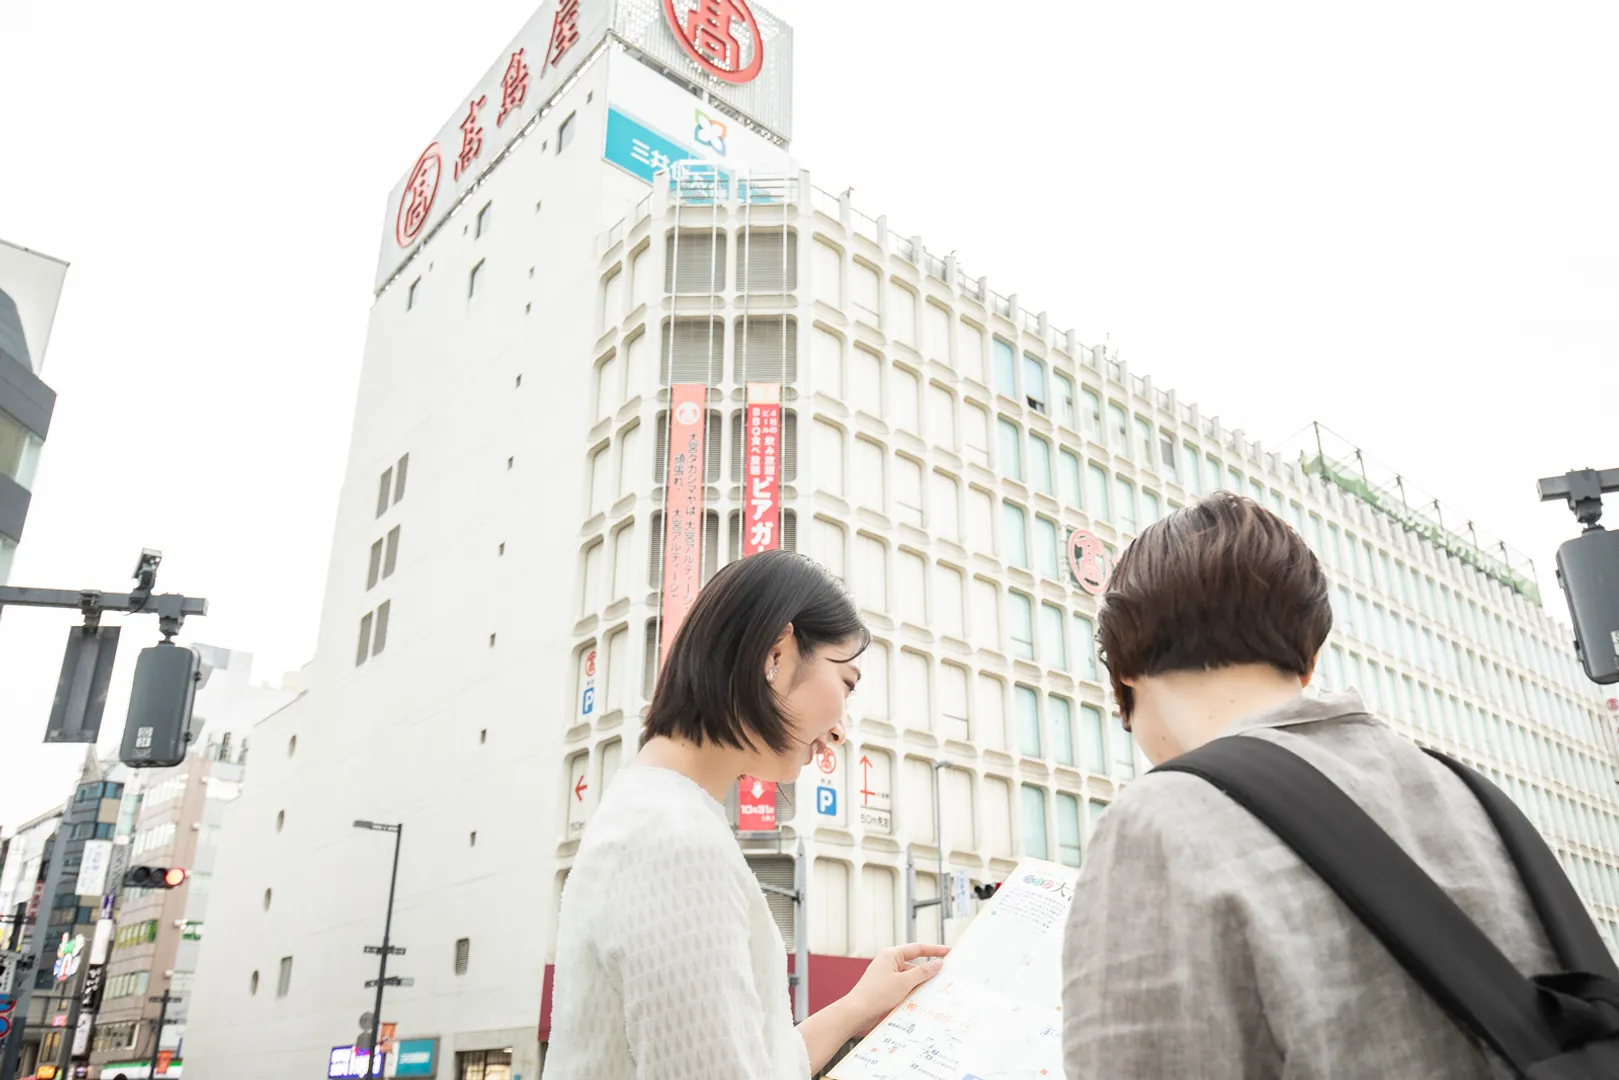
1061;691;1566;1079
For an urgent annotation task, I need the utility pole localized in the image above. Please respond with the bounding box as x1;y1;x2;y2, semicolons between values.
1;826;68;1080
146;989;177;1080
905;761;954;944
354;821;405;1074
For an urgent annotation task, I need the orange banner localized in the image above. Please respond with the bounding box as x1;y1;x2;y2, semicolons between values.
660;384;707;665
742;383;782;556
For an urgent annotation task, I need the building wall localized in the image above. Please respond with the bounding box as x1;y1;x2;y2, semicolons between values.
0;238;67;583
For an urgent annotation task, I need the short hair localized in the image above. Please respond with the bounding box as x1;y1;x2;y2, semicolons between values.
641;550;870;755
1096;492;1332;723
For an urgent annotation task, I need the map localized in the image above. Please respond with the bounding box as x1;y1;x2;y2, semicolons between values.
829;859;1079;1080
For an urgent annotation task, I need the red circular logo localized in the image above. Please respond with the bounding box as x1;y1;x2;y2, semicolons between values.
395;143;443;248
1067;530;1112;597
663;0;765;85
816;747;837;775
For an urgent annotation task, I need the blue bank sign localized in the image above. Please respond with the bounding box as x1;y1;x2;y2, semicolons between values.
394;1038;440;1078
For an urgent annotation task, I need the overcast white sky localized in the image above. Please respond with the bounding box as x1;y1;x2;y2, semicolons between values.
1;0;1614;827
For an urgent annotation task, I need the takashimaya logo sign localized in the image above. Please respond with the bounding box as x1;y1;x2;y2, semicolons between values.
663;0;765;84
1067;529;1112;597
395;144;443;248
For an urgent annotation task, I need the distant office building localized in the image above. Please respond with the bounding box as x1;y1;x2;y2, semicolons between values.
0;238;67;584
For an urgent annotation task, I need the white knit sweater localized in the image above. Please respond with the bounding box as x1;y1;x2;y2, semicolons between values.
543;765;811;1080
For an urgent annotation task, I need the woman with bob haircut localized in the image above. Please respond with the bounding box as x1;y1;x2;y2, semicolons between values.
545;549;948;1079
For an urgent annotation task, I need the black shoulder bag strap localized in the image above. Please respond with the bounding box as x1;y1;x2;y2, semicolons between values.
1156;734;1619;1077
1421;749;1619;981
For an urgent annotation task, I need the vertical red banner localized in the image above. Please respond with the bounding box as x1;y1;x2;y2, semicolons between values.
660;384;707;664
738;775;778;831
742;382;782;556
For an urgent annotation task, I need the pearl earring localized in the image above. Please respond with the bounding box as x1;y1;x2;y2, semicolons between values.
767;667;778;683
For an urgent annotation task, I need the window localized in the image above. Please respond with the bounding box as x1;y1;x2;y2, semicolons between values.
1035;517;1060;579
406;278;420;310
998;419;1023;480
367;540;383;589
1142;489;1160;526
993;339;1016;398
1073;615;1098;681
1008;591;1034;660
1081;704;1106;773
1111;713;1136;779
927;383;956;451
356;613;373;667
1133;417;1153;464
666;234;727;295
468;259;485;297
476;201;492;238
1086;464;1111;523
1159;434;1177;480
1030;436;1054;495
1057;793;1082;867
1054;372;1075;427
1183;445;1202;493
931;472;960;541
1023;354;1047;413
394;454;409;502
372;601;392;655
1003;502;1028;568
1107;403;1129;452
894;455;924;527
558;111;576;151
1081;389;1102;440
1016;685;1041;757
455;937;470;975
1116;477;1136;533
737;228;798;292
1051;695;1075;767
1205;455;1222;494
376;468;393;517
1061;450;1082;507
276;956;293;997
1021;785;1048;858
1040;602;1066;667
384;526;401;577
962;401;990;467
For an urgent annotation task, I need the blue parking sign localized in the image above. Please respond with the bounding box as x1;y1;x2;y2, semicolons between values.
816;786;837;816
581;687;595;716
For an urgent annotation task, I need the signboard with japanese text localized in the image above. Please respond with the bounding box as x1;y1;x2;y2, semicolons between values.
737;776;777;831
394;1039;440;1078
658;384;707;665
611;0;792;141
805;742;844;827
855;750;892;834
73;840;113;898
742;383;781;555
375;0;616;292
328;1047;385;1079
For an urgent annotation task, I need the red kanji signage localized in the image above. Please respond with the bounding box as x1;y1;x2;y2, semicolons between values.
548;0;581;69
453;95;488;181
738;775;777;831
663;0;765;84
1067;529;1112;596
742;383;781;556
395;144;443;248
497;49;530;125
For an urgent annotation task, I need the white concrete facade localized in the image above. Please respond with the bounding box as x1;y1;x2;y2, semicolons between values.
186;22;1619;1080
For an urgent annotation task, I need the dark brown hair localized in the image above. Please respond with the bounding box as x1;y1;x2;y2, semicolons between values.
641;550;870;755
1097;492;1332;724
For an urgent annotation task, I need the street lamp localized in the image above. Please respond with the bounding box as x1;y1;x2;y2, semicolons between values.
353;821;404;1074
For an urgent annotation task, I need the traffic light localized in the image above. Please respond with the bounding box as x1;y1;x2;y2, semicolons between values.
1538;468;1619;685
120;641;202;768
973;882;1001;901
124;866;188;889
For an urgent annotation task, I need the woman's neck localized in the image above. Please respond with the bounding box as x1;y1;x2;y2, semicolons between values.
636;735;749;804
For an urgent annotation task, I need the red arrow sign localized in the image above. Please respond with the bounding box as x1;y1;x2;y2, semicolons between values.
859;755;875;805
574;775;588;802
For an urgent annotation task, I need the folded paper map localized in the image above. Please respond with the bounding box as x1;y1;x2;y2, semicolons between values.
829;858;1080;1080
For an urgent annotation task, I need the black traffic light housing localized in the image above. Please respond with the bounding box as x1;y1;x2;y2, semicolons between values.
973;882;1001;901
1538;468;1619;685
120;641;203;768
124;866;188;889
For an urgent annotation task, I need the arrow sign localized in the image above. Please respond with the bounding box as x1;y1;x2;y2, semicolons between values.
859;755;875;804
574;775;588;802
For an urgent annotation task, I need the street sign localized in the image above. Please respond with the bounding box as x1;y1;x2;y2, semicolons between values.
951;871;972;919
856;750;893;834
566;754;591;836
45;624;121;744
363;946;406;955
807;743;845;826
73;840;114;897
394;1038;439;1078
738;776;777;831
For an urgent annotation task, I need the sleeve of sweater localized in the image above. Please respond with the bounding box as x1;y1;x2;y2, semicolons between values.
607;823;777;1080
